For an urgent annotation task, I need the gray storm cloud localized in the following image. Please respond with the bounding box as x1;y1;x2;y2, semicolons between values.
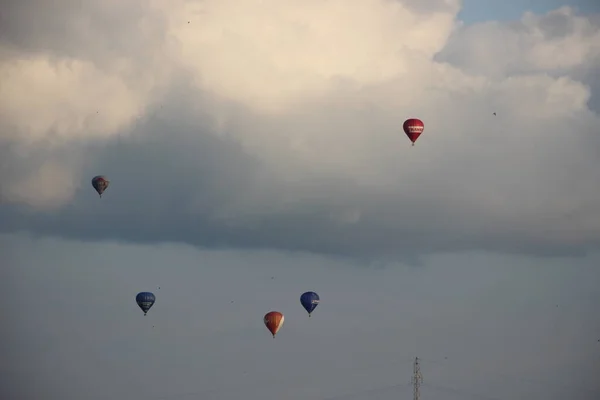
1;1;599;261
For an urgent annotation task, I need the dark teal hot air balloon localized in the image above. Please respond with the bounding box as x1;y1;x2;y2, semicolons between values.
300;291;320;317
136;292;156;316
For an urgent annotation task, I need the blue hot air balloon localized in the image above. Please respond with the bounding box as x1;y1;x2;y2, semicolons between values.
136;292;156;316
300;291;320;317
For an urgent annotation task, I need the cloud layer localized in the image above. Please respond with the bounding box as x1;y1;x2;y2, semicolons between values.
1;1;599;261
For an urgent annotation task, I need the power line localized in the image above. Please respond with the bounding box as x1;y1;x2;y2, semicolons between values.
411;357;423;400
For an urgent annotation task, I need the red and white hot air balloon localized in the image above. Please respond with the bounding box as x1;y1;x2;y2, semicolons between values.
264;311;284;338
402;118;424;146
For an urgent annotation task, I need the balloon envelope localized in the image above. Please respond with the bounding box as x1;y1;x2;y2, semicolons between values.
136;292;156;315
402;118;424;145
91;175;110;197
264;311;284;337
300;291;320;316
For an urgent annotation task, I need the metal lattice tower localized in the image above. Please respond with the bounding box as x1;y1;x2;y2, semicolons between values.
411;357;423;400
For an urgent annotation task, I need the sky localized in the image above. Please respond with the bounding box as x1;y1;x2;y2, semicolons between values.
1;0;600;399
458;0;600;23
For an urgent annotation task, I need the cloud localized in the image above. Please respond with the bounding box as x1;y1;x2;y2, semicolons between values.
167;0;459;112
436;6;600;110
0;56;151;143
439;7;600;74
1;1;599;261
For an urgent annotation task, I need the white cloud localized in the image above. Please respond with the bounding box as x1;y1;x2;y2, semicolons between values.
437;6;600;77
0;56;151;144
167;0;460;112
1;1;600;258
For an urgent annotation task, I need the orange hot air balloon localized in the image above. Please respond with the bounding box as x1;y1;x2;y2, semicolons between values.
264;311;284;338
402;118;424;146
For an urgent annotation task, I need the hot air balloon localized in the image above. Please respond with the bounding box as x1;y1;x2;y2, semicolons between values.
402;118;424;146
136;292;156;316
264;311;284;338
300;291;320;317
91;175;110;197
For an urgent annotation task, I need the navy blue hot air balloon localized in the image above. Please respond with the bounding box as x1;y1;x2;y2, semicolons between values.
300;291;320;317
136;292;156;316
